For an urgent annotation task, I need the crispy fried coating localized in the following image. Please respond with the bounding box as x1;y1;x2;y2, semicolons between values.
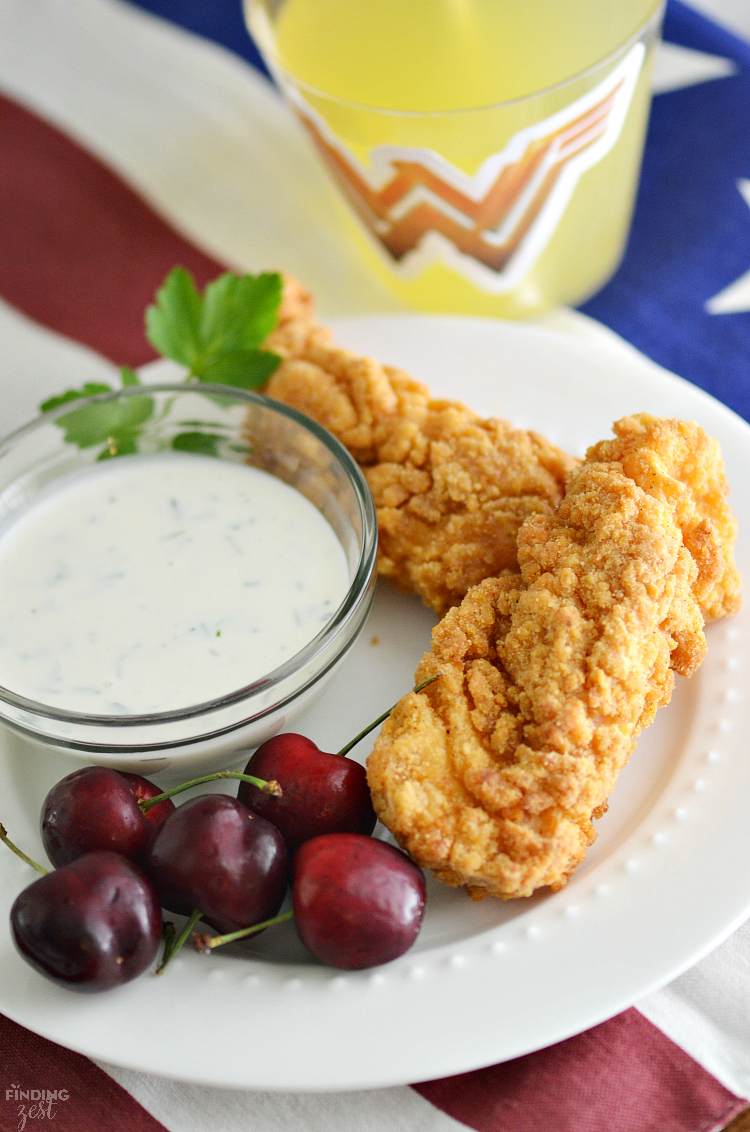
263;273;329;359
367;415;740;899
263;281;576;614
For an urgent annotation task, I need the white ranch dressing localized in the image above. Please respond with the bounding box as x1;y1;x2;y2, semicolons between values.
0;453;350;714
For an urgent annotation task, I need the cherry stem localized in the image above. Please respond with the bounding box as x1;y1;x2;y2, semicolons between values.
158;921;176;972
156;908;203;975
336;674;441;758
193;908;294;953
140;772;282;813
0;824;48;876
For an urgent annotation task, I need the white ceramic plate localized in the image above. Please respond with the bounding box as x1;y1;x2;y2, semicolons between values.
0;315;749;1092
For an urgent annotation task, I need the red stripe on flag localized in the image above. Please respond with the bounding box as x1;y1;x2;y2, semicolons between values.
413;1009;746;1132
0;1012;168;1132
0;92;226;367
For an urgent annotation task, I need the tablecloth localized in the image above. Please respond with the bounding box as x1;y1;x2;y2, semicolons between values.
0;2;749;1129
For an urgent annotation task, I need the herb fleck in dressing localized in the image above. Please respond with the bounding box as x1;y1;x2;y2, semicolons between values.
0;453;350;714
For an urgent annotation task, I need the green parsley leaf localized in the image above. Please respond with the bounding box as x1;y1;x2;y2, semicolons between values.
97;431;141;460
39;367;139;416
145;267;282;387
171;431;221;457
55;393;154;449
193;348;281;390
120;366;141;387
144;267;203;370
40;382;114;413
40;368;152;455
38;267;283;458
200;272;282;356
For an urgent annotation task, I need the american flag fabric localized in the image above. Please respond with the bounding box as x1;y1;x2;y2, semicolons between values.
582;0;750;421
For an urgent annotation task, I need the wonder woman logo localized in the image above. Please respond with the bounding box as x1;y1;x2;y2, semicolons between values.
290;44;644;293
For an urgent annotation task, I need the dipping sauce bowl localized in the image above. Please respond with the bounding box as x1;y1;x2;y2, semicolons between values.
0;383;377;777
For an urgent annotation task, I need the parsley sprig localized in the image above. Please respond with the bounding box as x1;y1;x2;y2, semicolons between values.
40;267;283;458
145;268;282;388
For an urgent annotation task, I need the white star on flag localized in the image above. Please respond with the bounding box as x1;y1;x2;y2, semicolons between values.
648;40;749;318
651;41;737;93
705;180;750;314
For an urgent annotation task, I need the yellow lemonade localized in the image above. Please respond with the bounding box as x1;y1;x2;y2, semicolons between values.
247;0;664;316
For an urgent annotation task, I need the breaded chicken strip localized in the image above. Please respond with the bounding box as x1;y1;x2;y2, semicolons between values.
367;415;740;899
263;279;576;614
263;274;324;360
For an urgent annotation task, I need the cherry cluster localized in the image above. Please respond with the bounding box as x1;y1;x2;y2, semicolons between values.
5;731;427;994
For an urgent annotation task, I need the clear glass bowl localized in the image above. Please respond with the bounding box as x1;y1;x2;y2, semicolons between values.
0;383;377;777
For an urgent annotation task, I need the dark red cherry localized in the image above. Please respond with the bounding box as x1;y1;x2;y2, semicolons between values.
143;794;288;935
292;834;426;969
118;771;176;831
40;766;175;868
237;734;376;853
10;851;162;992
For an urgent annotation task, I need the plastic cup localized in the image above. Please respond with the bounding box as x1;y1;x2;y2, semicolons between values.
246;0;664;318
